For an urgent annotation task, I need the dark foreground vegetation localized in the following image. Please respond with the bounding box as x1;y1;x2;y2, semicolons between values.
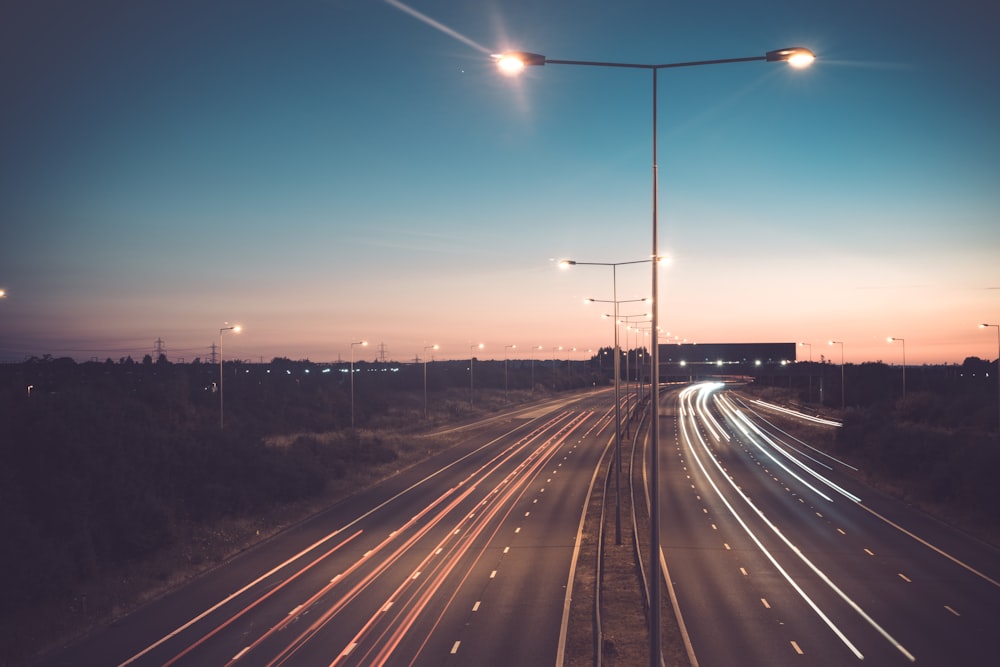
751;355;1000;541
0;353;600;664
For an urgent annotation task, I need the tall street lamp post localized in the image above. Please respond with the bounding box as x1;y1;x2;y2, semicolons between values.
219;324;241;430
469;343;484;404
829;340;845;411
495;47;814;662
981;324;1000;431
887;337;906;400
350;340;368;429
504;344;516;401
423;344;439;419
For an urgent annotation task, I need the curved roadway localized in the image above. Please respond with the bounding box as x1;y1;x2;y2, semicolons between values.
657;382;1000;667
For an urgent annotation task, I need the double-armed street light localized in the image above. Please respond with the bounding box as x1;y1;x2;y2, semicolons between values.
470;343;485;404
351;340;368;429
496;45;815;662
219;324;242;430
887;337;906;399
981;323;1000;431
423;344;439;419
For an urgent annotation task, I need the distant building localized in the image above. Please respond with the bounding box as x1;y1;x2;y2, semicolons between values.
660;342;796;367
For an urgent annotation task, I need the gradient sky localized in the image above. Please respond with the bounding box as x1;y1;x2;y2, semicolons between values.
1;0;997;365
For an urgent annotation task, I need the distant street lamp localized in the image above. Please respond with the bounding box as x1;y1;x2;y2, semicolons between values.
423;344;439;419
887;337;906;400
529;345;543;393
351;340;368;428
829;340;845;411
980;323;1000;431
219;324;242;429
504;344;516;401
470;343;484;404
496;46;814;662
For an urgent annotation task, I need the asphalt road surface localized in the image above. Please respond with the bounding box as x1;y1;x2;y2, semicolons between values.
36;389;617;667
656;382;1000;667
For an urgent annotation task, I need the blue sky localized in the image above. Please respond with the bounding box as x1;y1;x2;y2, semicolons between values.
1;1;997;364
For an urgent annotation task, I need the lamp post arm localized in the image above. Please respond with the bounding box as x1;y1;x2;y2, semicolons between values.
544;55;766;70
568;259;652;267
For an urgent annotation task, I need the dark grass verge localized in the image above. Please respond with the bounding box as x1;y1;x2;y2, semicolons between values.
735;387;1000;550
8;388;545;666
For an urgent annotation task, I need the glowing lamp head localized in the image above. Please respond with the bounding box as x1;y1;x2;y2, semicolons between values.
765;47;816;68
233;325;242;334
493;51;546;75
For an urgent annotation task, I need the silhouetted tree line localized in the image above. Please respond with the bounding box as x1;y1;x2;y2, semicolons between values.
770;357;1000;520
0;352;611;622
0;357;402;620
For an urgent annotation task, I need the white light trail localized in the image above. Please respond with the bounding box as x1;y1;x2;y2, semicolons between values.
680;384;916;662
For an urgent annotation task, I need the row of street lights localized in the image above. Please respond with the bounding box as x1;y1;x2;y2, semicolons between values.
804;329;997;414
562;257;655;546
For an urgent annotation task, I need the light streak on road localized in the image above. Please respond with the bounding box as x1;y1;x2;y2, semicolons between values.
713;392;861;503
125;407;598;667
677;383;916;662
748;399;843;426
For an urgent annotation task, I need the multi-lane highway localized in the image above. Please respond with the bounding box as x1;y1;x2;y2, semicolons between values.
34;381;1000;666
36;390;617;667
658;382;1000;666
